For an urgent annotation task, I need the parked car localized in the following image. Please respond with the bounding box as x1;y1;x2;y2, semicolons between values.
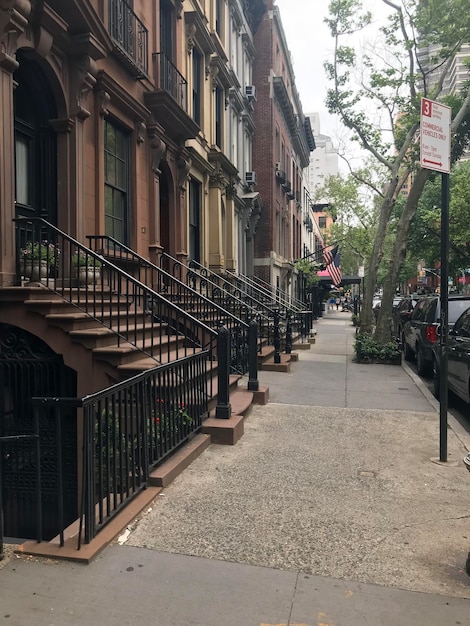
392;295;418;339
373;296;402;323
432;307;470;404
402;294;470;377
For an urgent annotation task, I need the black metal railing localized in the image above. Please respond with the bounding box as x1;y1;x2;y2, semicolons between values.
153;52;188;112
226;271;313;345
161;253;274;348
87;236;253;374
231;271;307;314
109;0;148;77
14;218;217;369
160;253;314;349
27;353;208;548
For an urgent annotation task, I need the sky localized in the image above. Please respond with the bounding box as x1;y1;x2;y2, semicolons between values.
273;0;392;148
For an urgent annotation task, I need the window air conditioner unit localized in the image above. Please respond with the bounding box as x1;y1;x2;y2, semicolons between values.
245;85;256;101
245;171;257;185
275;169;286;184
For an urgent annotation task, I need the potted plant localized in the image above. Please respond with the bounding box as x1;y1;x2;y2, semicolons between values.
21;240;60;282
72;250;102;285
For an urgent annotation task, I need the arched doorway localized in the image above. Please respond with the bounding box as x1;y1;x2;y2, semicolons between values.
13;51;57;225
0;324;77;540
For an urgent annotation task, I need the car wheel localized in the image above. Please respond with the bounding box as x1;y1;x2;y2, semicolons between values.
433;358;440;399
416;348;431;377
403;336;414;361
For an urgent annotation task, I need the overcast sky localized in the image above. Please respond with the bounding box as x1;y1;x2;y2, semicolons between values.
274;1;392;146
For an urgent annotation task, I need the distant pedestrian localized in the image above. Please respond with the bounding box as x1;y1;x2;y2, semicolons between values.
335;297;340;310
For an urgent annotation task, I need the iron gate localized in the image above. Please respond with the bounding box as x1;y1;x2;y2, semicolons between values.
0;324;77;540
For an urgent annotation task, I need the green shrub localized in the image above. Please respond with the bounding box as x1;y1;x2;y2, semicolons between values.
354;333;401;363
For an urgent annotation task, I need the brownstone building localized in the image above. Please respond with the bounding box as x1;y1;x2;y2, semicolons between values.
252;0;314;295
0;0;267;548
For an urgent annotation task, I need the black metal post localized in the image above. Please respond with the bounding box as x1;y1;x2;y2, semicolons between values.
273;309;281;364
34;408;42;544
439;172;449;462
247;319;259;392
54;404;65;547
0;437;3;561
285;312;292;354
216;325;232;418
312;285;322;319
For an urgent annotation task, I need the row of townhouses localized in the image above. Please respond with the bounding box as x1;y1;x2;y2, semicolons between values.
0;0;325;550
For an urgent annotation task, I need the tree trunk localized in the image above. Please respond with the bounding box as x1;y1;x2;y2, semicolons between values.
360;180;398;334
375;168;431;344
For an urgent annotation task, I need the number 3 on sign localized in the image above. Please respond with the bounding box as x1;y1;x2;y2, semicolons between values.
421;98;432;117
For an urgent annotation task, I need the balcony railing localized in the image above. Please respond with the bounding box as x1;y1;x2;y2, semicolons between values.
153;53;188;112
109;0;148;77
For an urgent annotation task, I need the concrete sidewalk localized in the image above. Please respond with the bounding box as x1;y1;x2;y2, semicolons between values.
1;309;470;625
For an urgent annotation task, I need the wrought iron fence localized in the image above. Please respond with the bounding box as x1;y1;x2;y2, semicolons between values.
24;353;209;549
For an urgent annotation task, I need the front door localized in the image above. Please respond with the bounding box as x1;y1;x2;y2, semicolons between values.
13;52;57;225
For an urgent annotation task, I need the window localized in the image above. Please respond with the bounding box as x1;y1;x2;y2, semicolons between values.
15;133;32;207
215;85;223;148
104;119;130;244
192;47;202;125
215;0;222;37
188;179;201;262
318;216;327;229
160;0;174;61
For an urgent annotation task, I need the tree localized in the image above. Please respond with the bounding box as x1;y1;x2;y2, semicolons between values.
313;167;384;276
407;160;470;284
325;0;470;342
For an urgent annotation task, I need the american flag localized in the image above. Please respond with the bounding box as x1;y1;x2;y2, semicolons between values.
323;245;342;286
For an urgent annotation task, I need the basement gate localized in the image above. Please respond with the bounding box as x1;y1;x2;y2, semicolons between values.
0;324;77;540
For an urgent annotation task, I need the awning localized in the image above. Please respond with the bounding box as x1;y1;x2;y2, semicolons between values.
317;273;362;286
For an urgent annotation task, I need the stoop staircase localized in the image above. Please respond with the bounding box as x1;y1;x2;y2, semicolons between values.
0;218;264;552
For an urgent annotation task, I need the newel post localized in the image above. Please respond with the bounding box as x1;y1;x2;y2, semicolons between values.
247;318;259;392
216;324;232;419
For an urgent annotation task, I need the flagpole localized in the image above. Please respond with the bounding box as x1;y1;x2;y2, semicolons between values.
295;243;339;264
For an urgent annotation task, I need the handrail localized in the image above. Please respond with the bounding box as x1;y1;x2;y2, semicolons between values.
87;236;253;327
87;235;252;327
14;218;217;366
230;270;307;314
86;235;252;374
161;253;275;322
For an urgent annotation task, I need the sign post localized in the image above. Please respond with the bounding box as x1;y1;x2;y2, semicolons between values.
420;98;451;463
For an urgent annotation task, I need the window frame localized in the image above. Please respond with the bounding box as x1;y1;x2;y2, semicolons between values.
104;118;131;245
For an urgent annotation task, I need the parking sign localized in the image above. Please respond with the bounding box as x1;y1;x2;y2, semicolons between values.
420;98;451;174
